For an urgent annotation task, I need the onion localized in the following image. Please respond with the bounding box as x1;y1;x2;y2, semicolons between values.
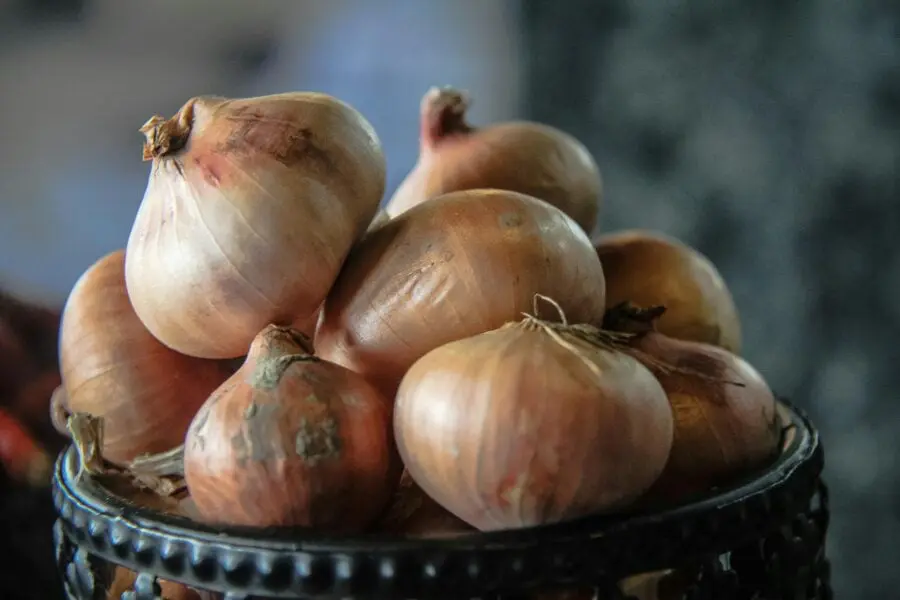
317;189;607;397
394;304;673;531
126;92;386;359
595;230;742;353
385;87;603;234
607;305;779;501
373;470;472;537
58;250;234;465
184;325;398;530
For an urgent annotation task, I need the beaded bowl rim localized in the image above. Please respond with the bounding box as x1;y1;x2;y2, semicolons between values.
54;401;818;552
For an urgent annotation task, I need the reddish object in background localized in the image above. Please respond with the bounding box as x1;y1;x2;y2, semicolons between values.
0;289;66;465
0;407;52;486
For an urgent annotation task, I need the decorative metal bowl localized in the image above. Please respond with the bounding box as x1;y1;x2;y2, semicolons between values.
52;401;830;600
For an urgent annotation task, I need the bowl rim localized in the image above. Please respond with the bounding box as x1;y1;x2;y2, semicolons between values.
52;399;823;596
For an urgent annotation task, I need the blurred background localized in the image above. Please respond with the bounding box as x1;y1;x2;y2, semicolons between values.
0;0;897;597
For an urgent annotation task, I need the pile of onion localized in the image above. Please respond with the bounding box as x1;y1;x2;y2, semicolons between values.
595;230;742;353
184;325;398;530
316;188;607;396
126;92;386;359
34;81;795;598
394;301;673;531
605;304;780;502
57;250;234;465
385;87;603;234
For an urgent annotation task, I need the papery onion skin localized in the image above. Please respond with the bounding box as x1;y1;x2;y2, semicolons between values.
367;208;390;233
317;188;607;397
595;230;742;353
630;331;780;502
385;87;602;234
184;325;398;530
127;92;386;359
394;320;673;531
59;250;233;465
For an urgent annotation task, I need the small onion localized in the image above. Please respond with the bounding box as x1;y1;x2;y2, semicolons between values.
394;308;673;531
184;325;398;530
595;230;742;352
373;470;473;537
385;87;603;234
317;189;607;397
127;92;386;359
607;307;780;501
58;250;233;465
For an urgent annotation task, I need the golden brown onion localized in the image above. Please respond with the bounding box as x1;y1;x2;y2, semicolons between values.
385;87;602;234
394;311;673;531
605;306;780;502
184;325;398;530
317;189;607;397
126;92;386;359
595;230;741;352
58;250;233;465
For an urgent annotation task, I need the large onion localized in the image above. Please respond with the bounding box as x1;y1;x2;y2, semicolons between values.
126;92;386;359
58;250;233;465
394;309;673;531
595;230;742;352
317;189;607;396
607;305;780;501
385;87;602;234
184;325;398;530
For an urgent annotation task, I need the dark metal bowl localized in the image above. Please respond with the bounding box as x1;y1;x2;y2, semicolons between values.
52;401;830;600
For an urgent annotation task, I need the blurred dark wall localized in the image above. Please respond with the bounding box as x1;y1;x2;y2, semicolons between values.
523;1;899;598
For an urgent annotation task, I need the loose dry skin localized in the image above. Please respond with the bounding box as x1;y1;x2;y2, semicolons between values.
387;87;603;234
59;250;233;465
184;326;398;530
127;93;386;359
317;189;608;398
595;230;742;353
394;315;673;531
